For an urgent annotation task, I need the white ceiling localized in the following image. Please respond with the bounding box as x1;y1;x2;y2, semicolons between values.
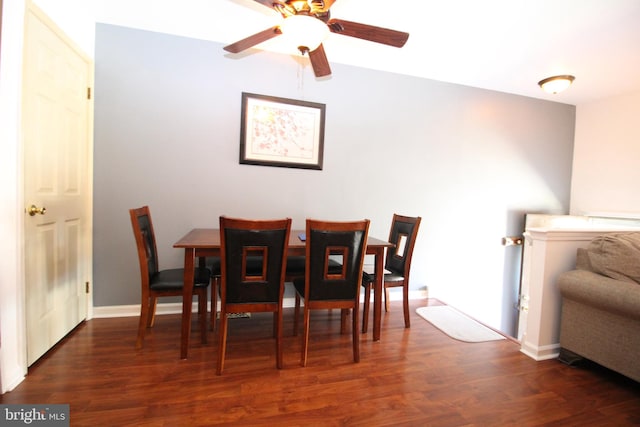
79;0;640;105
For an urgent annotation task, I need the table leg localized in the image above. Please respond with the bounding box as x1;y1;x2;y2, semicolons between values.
373;247;384;341
180;248;195;359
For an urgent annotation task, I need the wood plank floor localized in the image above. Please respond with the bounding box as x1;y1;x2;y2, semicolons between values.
2;298;639;426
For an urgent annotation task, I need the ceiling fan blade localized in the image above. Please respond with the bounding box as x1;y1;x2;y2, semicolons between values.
328;19;409;48
223;26;283;53
308;44;332;77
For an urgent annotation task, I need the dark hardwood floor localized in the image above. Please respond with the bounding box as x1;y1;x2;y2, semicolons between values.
2;298;639;426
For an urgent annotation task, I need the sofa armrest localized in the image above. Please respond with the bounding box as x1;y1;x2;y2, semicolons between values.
558;269;640;321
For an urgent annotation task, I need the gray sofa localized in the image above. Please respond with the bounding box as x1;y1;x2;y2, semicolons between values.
558;232;640;383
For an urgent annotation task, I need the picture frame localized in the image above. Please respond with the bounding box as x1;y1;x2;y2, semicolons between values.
239;92;326;170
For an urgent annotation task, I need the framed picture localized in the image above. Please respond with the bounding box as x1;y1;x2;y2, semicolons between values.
239;92;326;170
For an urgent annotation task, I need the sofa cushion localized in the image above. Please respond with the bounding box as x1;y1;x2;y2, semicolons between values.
575;248;591;271
585;232;640;285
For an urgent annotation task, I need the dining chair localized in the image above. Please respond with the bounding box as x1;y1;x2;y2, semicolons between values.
362;214;421;332
293;219;370;367
217;216;291;375
129;206;211;349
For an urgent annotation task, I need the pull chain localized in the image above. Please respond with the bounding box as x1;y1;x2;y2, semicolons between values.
297;57;305;96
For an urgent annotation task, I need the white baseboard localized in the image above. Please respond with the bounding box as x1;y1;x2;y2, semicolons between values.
92;289;428;319
520;341;561;361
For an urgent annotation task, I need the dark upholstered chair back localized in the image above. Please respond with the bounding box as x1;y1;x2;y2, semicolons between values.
384;214;421;277
220;217;291;304
305;219;369;301
134;212;159;280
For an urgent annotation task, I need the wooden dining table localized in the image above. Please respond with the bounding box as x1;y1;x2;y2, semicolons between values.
174;228;394;359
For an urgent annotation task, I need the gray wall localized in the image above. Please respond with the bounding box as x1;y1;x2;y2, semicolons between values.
93;24;576;336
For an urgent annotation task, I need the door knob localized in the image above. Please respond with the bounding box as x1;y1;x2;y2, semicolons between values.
27;205;47;216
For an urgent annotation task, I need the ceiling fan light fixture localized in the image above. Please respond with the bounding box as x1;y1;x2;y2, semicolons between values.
538;75;575;94
279;15;329;53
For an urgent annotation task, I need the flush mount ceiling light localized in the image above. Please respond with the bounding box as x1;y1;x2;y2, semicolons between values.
538;75;575;94
279;15;329;54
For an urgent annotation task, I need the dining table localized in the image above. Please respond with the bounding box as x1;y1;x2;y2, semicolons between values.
174;228;394;359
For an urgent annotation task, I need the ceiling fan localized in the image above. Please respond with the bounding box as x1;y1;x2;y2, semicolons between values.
223;0;409;77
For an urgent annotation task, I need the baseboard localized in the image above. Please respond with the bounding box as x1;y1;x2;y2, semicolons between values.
92;289;428;319
520;341;561;361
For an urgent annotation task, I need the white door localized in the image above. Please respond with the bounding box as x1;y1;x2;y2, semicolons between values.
23;4;93;366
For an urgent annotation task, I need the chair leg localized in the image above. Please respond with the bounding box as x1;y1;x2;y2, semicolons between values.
293;293;301;336
300;305;311;367
340;309;349;334
216;311;229;375
352;303;360;363
402;282;411;328
362;283;371;333
148;296;158;327
136;297;150;349
198;289;207;344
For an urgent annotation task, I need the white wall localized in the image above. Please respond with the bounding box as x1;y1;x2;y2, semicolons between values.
570;90;640;216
